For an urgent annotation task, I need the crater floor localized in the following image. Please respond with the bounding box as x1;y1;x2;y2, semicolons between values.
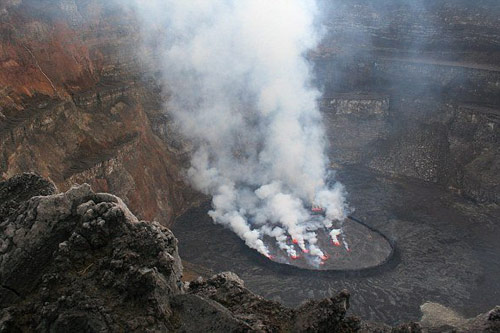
173;167;500;325
264;217;394;271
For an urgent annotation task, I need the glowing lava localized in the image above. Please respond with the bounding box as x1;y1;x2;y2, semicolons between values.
252;217;393;271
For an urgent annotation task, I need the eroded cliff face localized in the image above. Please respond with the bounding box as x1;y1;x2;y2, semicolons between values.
0;0;498;225
315;0;500;204
0;0;197;225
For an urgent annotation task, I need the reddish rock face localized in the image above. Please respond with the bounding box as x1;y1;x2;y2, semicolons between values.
0;3;97;105
0;0;200;225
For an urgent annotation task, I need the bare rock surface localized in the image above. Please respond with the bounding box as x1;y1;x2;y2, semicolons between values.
420;303;500;333
0;0;199;226
314;0;500;205
1;174;497;332
0;173;183;331
0;174;374;332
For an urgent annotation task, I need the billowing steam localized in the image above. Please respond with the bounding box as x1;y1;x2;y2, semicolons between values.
134;0;349;260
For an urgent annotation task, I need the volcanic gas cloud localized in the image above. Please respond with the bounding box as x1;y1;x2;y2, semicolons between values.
134;0;349;265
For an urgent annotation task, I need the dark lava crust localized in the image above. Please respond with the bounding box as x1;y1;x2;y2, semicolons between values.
264;216;394;272
173;167;500;325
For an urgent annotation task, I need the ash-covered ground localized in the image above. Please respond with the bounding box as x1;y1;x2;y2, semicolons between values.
173;167;500;325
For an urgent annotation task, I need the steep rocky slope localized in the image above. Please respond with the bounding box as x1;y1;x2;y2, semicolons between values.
315;0;500;204
0;173;370;332
0;0;197;225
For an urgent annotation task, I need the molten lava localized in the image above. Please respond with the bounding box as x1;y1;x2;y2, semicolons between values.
311;204;324;214
254;218;393;271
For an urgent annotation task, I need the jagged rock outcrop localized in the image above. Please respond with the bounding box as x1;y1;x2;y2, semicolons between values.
0;174;364;332
186;273;362;332
0;173;183;331
420;303;500;333
1;174;498;332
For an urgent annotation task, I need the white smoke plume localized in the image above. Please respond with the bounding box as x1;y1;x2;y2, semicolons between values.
133;0;349;259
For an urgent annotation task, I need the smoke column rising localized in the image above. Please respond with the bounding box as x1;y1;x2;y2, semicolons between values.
134;0;349;259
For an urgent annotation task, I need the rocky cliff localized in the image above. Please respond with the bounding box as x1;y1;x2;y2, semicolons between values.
0;0;198;226
315;0;500;204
